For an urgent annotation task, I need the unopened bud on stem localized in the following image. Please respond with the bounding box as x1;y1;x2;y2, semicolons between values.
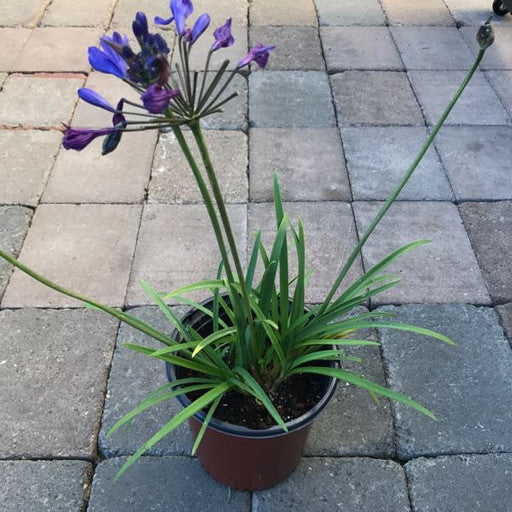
477;18;495;50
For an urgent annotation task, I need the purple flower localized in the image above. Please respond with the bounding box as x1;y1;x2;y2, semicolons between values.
238;43;275;69
78;88;117;113
88;32;128;78
191;14;210;45
141;84;181;113
171;0;194;36
62;127;115;151
155;15;174;25
132;11;149;46
211;18;234;51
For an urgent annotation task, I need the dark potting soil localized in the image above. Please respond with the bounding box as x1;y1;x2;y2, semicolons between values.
181;368;326;429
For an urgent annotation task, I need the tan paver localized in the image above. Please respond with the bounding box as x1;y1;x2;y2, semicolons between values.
2;204;142;308
127;203;247;305
110;0;175;34
15;28;102;72
43;130;157;204
353;201;491;305
0;29;32;71
249;127;351;201
315;0;386;26
0;309;118;458
251;0;317;26
149;130;248;204
0;130;62;206
0;74;84;127
250;26;325;71
42;0;115;27
0;0;45;27
331;71;423;126
190;0;248;27
381;0;454;26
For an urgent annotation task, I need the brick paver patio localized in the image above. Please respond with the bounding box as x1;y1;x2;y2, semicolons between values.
1;0;512;510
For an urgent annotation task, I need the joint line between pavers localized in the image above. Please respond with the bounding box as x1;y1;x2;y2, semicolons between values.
311;0;356;204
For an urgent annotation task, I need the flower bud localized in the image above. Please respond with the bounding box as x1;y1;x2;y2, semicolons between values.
477;19;495;50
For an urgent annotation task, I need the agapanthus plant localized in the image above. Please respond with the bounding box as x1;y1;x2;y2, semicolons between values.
0;5;495;481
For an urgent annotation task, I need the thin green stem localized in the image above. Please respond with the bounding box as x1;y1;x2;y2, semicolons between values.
190;121;255;325
0;250;173;347
197;50;213;111
201;69;238;114
169;123;235;284
318;49;485;316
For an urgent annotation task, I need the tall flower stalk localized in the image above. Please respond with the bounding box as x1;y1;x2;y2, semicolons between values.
0;6;496;480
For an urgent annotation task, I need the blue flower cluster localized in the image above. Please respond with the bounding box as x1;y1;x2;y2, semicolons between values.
63;0;275;153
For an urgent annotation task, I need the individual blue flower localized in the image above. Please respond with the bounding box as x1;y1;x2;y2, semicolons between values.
154;15;174;25
78;88;117;113
88;32;128;79
141;84;180;113
132;11;149;46
211;18;234;51
156;0;194;35
62;127;115;151
191;14;210;45
238;43;275;69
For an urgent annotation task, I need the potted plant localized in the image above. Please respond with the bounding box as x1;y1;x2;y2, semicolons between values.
0;2;495;491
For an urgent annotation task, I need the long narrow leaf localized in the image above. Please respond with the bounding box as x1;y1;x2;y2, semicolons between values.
326;240;430;311
246;231;262;289
124;343;224;376
170;295;229;330
273;174;289;338
233;367;287;432
114;382;232;480
107;383;217;438
191;394;223;455
141;280;192;343
294;338;379;349
191;327;237;357
163;279;225;299
290;366;436;420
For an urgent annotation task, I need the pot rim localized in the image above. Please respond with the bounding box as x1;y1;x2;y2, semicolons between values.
166;296;338;439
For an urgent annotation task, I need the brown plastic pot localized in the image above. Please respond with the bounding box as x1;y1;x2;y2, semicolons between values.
166;297;338;491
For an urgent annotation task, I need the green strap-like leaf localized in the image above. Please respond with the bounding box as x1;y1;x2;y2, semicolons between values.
191;327;237;357
163;279;225;299
233;367;287;432
107;383;217;438
141;280;192;343
170;295;229;330
114;382;232;480
123;343;224;376
246;231;262;288
273;173;290;339
287;350;356;372
326;240;430;311
289;366;436;420
294;339;380;349
191;394;223;455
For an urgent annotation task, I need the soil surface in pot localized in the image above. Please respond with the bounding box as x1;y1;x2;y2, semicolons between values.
180;367;326;430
